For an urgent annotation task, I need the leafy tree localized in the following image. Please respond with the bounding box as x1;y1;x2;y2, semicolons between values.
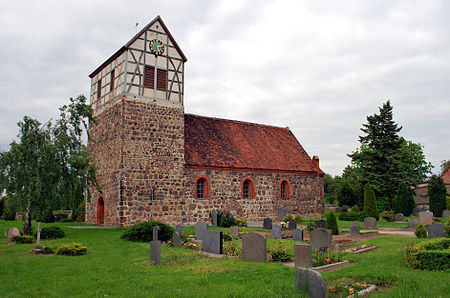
325;211;339;235
397;138;433;185
395;181;415;216
0;198;4;218
428;175;446;217
440;160;450;175
363;183;379;219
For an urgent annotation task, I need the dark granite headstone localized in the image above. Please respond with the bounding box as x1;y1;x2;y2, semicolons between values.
309;228;332;250
150;240;161;265
394;213;404;222
295;268;328;298
363;217;377;230
242;232;267;262
412;207;420;217
230;226;239;237
314;220;326;229
294;244;312;268
195;222;209;240
272;224;281;239
288;219;297;230
153;226;161;241
263;218;272;229
176;225;183;235
212;210;219;228
202;230;223;254
277;208;287;221
172;231;182;247
293;228;303;241
443;210;450;218
427;223;445;238
351;221;360;235
419;211;433;225
407;219;419;229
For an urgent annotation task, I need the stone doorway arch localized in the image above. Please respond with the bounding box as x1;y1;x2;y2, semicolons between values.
96;195;105;224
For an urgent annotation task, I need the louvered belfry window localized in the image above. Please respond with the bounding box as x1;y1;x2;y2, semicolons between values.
144;65;155;89
156;69;167;91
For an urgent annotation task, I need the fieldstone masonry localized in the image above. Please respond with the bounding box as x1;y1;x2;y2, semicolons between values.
294;244;312;268
242;232;267;262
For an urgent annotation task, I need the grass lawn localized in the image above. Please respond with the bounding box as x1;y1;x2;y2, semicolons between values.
1;220;449;297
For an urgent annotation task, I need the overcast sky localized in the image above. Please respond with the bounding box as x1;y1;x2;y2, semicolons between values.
0;0;449;176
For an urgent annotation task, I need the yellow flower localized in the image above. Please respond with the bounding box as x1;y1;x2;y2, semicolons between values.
189;234;193;237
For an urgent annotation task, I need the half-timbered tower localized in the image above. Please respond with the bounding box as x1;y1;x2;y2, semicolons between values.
86;16;324;226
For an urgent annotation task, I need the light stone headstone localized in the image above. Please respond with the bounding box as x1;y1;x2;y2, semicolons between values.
230;226;239;237
35;222;42;248
263;218;272;229
419;211;433;225
351;221;360;235
288;219;297;230
442;210;450;218
363;217;377;230
212;210;219;228
7;227;20;243
153;226;161;241
394;213;404;222
272;224;281;239
241;232;267;262
150;240;161;265
277;208;287;221
407;219;419;229
427;223;445;238
176;225;183;235
294;244;312;268
315;220;326;229
172;231;182;247
202;230;223;254
309;228;332;250
195;222;209;240
292;228;303;241
295;268;327;298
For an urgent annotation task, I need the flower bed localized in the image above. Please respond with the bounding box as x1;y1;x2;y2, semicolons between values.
281;230;292;239
328;280;372;297
312;250;342;267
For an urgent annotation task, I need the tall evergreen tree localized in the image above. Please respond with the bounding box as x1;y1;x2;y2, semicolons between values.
428;175;446;217
395;181;415;216
363;183;379;219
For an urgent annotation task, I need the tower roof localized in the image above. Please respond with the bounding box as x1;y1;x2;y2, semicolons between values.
184;114;323;174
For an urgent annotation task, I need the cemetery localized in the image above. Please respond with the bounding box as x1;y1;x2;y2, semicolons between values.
1;209;449;297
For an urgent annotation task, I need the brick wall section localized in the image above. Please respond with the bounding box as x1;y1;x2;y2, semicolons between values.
184;168;324;223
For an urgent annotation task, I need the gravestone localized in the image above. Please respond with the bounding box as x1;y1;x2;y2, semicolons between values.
172;231;182;247
241;232;267;262
394;213;404;222
419;211;433;225
150;240;161;265
212;210;219;228
293;228;303;241
263;218;272;229
202;230;223;254
294;244;312;268
295;268;327;298
407;219;419;229
272;224;281;239
230;226;239;237
7;227;20;243
288;219;297;230
309;228;332;250
195;222;209;240
315;220;326;229
351;221;360;235
363;217;377;230
35;222;42;248
412;208;420;217
176;225;183;235
277;208;287;221
442;210;450;218
427;223;445;238
153;226;161;241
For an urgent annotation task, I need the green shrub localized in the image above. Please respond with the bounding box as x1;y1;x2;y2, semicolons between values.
213;210;237;227
284;215;293;223
351;204;360;212
121;221;174;242
446;197;450;210
295;215;302;224
340;205;349;212
381;210;395;222
39;227;65;239
42;246;54;254
395;182;416;216
325;211;339;235
56;243;87;256
235;217;247;227
0;199;4;219
13;235;33;244
223;233;238;242
364;183;379;220
445;220;450;238
58;218;74;223
223;240;242;257
42;209;55;223
428;175;447;217
54;213;68;222
270;246;292;262
338;212;363;221
404;238;450;270
305;220;315;232
414;223;427;238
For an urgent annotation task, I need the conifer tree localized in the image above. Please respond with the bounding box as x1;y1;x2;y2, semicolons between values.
363;183;379;219
428;175;447;217
325;211;339;235
395;181;415;216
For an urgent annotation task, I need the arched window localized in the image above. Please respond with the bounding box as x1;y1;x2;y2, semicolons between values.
279;179;291;199
241;177;255;199
195;175;210;199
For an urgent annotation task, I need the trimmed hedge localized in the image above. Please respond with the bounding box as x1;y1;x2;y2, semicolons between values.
121;221;174;242
56;243;87;256
338;212;366;222
404;238;450;271
38;227;65;239
14;235;33;244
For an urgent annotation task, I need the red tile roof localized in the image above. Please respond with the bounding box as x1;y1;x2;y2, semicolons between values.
442;167;450;184
184;114;323;174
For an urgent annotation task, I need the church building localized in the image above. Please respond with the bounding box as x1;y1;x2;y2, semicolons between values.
85;16;324;226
